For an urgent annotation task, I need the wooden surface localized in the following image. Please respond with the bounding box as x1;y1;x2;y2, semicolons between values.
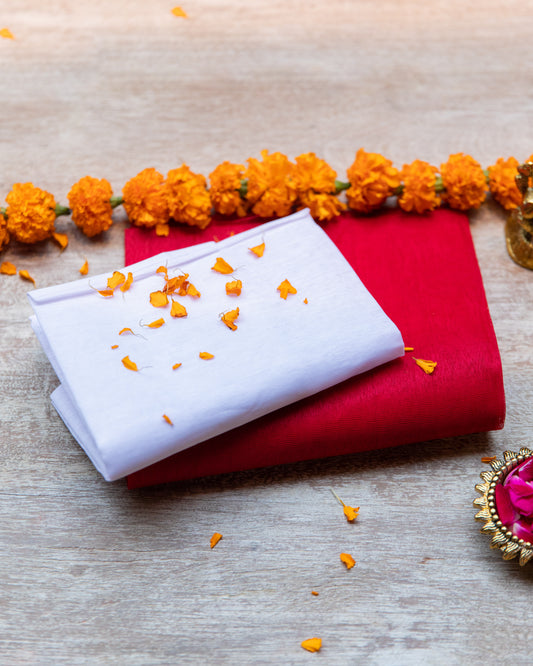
1;2;532;664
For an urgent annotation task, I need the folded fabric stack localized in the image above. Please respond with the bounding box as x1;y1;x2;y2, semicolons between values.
124;208;506;488
28;209;405;481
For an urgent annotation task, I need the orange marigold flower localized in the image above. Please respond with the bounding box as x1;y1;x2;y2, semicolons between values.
68;176;114;237
6;183;56;243
292;152;346;222
398;159;440;214
245;150;298;218
440;153;487;211
346;148;401;213
0;212;9;252
209;161;248;216
487;156;522;211
122;167;169;228
167;165;212;230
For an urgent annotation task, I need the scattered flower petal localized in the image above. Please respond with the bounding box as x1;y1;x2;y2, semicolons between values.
404;346;414;352
97;288;114;297
413;357;437;374
199;352;214;360
120;271;133;292
340;552;356;569
19;269;35;285
119;327;134;335
163;414;173;425
111;345;118;350
210;532;222;549
172;362;182;370
156;265;168;276
343;505;360;522
79;259;89;275
155;223;169;237
170;299;188;318
301;638;322;653
249;242;265;257
277;279;297;299
146;318;165;328
107;271;126;290
52;232;68;250
311;590;319;596
150;290;169;307
303;298;308;304
221;307;239;331
185;282;201;298
171;7;188;18
212;257;234;274
121;355;138;371
0;261;17;275
225;279;242;296
0;28;14;39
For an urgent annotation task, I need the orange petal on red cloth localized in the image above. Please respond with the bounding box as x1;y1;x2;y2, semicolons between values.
413;357;437;374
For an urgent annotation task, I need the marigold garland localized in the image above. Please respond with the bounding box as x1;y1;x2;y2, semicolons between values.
0;149;530;255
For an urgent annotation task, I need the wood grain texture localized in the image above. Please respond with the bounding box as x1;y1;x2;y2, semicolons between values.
1;2;532;664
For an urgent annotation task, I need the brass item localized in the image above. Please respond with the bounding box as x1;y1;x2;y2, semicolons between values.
506;162;533;269
474;448;533;565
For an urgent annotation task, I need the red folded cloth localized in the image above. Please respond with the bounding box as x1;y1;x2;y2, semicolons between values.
125;208;505;488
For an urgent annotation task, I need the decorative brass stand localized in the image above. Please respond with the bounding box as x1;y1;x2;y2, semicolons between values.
506;162;533;269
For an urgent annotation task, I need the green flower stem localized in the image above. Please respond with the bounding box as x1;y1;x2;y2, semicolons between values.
0;207;6;218
110;195;124;208
238;179;248;198
55;203;71;217
334;180;350;194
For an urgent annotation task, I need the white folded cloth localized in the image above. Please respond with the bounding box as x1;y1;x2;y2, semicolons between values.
28;209;404;481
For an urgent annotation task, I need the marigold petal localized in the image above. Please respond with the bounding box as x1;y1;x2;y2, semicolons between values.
225;279;242;296
340;552;356;569
210;532;222;549
301;638;322;653
111;345;119;350
52;232;68;250
343;505;360;522
120;271;133;292
150;290;169;307
172;362;182;370
155;223;169;237
221;307;239;331
19;269;35;285
0;261;17;275
119;327;134;335
79;259;89;275
171;7;188;18
107;270;126;290
163;414;174;425
121;355;138;371
170;299;188;318
277;279;297;299
311;590;319;596
199;352;214;360
147;318;165;328
212;257;234;274
0;28;14;39
186;282;201;298
249;242;265;257
413;357;437;374
97;288;114;297
156;265;168;276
